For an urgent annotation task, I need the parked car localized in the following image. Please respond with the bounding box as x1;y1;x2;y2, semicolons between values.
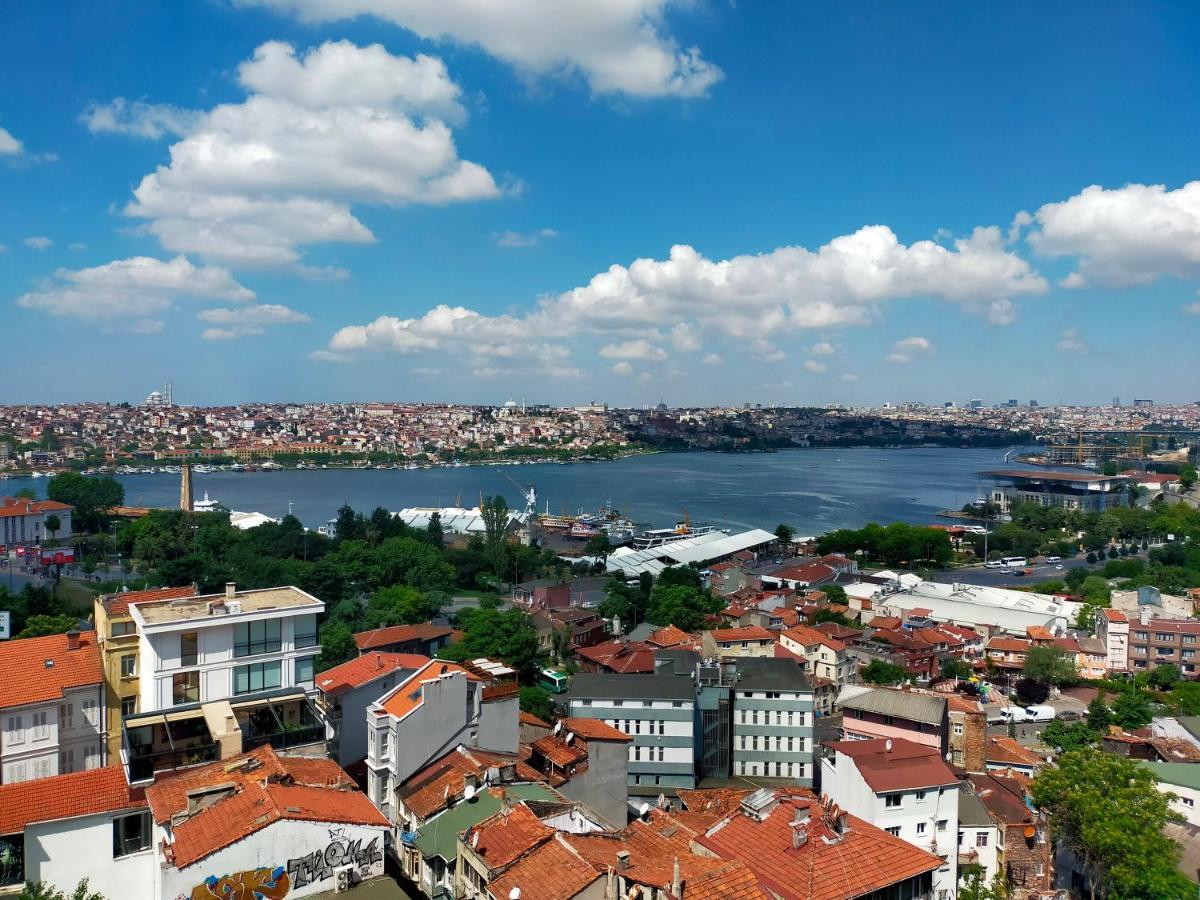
1046;555;1062;563
1057;709;1083;721
999;706;1029;723
1024;705;1057;722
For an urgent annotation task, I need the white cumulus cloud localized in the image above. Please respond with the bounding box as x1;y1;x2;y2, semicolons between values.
811;341;836;355
80;99;201;139
494;228;558;248
987;298;1016;325
802;359;826;373
197;303;311;325
0;127;23;156
1056;328;1087;353
599;339;668;361
702;353;723;366
888;335;934;364
611;361;634;376
238;0;723;99
108;40;500;270
1026;181;1200;288
16;255;253;319
24;236;53;250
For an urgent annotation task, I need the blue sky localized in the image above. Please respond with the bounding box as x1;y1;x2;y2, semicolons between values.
2;1;1198;406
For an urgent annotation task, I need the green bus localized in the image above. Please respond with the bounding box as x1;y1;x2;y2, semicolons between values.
538;668;568;693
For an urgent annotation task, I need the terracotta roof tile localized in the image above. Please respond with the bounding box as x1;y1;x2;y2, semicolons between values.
0;497;72;520
783;625;845;653
380;660;483;720
353;623;457;650
0;765;144;834
399;747;545;821
102;585;196;617
464;801;555;869
559;717;632;743
315;651;430;697
985;735;1044;768
827;739;958;792
519;710;551;728
710;625;776;643
489;833;601;900
575;640;657;674
0;630;104;709
646;625;692;648
687;859;770;900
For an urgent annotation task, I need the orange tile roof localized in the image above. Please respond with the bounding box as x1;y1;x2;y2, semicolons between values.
697;793;942;900
0;630;104;708
380;660;483;720
315;651;430;697
575;640;657;673
464;801;555;869
489;833;602;900
985;735;1044;768
353;622;457;650
0;497;72;519
986;637;1032;653
783;624;845;653
1100;609;1129;622
103;585;196;617
568;817;729;890
560;717;632;743
399;747;545;820
531;734;589;769
0;765;145;834
687;860;770;900
711;625;775;643
826;739;959;792
519;710;551;728
646;624;693;647
147;746;385;869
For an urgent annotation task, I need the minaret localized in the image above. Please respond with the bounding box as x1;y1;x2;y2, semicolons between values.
180;463;194;511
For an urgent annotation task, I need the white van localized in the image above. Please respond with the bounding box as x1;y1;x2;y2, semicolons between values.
1024;705;1056;722
998;706;1028;723
1045;555;1061;563
985;560;1003;569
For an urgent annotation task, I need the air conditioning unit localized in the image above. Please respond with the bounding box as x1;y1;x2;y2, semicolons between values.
334;865;355;893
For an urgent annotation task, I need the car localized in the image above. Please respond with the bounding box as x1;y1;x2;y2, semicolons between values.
1046;555;1062;563
1057;709;1083;721
1013;569;1026;576
999;706;1029;723
985;560;1003;569
1055;564;1064;571
1000;568;1012;575
1024;705;1057;723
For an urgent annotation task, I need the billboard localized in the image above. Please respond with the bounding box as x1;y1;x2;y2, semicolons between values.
40;548;75;566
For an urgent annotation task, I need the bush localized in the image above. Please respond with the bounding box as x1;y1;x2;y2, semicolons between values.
1086;552;1097;564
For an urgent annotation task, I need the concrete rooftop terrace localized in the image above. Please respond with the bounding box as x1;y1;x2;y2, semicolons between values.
131;585;323;626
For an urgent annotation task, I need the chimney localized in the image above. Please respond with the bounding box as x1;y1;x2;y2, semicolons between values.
791;823;808;849
66;629;80;651
672;857;681;898
1140;604;1152;626
616;850;631;871
225;582;237;599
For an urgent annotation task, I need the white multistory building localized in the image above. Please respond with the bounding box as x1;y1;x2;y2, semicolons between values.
821;737;960;900
0;630;105;784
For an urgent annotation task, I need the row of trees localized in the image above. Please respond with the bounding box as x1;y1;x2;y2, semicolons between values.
816;522;954;566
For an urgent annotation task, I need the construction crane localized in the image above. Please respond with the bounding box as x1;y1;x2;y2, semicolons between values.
500;470;538;520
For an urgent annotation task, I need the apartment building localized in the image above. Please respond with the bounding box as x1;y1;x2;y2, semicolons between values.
1123;611;1200;676
821;738;960;900
366;659;519;823
985;636;1031;673
0;630;105;784
315;651;430;765
568;671;697;795
838;686;949;755
1094;608;1130;674
779;624;856;712
120;583;325;782
93;585;196;758
729;658;815;784
702;625;776;659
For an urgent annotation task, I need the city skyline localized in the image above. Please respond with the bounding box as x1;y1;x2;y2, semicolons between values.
3;3;1199;405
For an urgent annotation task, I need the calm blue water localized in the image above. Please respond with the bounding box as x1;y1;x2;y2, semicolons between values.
3;447;1033;534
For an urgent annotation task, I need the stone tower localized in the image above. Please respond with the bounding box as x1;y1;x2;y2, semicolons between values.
180;463;194;511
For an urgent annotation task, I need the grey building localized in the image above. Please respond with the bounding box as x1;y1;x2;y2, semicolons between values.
568;671;697;796
730;657;815;784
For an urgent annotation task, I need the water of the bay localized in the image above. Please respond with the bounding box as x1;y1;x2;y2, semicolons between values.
2;447;1041;535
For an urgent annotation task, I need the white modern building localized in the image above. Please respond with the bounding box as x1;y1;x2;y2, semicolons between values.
957;789;1001;886
127;583;323;711
821;738;960;900
0;630;105;784
0;496;73;546
1140;762;1200;828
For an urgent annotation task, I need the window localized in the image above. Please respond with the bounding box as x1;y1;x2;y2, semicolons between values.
657;746;664;761
120;654;137;678
937;819;948;832
883;714;894;726
916;822;926;835
1184;798;1195;808
121;697;137;718
885;826;901;837
1135;631;1149;640
233;661;282;695
83;699;98;727
976;832;989;847
32;711;48;740
378;730;390;759
173;672;200;705
1156;633;1173;642
1184;635;1197;645
234;620;280;657
113;811;151;857
953;723;964;736
295;656;315;685
916;790;927;801
885;794;902;808
294;615;318;649
4;715;21;745
111;621;135;637
84;745;99;770
59;703;73;730
180;631;198;667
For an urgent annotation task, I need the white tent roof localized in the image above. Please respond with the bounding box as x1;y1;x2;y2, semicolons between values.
606;528;776;577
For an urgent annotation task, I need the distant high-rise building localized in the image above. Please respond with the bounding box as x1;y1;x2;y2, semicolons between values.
944;401;955;408
1029;400;1038;408
968;399;984;409
1007;399;1018;407
1133;399;1154;408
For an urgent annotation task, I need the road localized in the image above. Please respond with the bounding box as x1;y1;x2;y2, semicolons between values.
928;552;1136;589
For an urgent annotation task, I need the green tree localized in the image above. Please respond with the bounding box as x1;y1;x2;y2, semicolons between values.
334;503;362;541
317;621;357;671
646;583;720;632
822;584;848;603
43;514;61;542
46;472;123;532
1087;692;1111;732
1040;720;1098;753
584;533;613;564
444;605;544;683
518;686;555;723
1079;575;1112;604
1110;686;1153;729
480;495;510;578
14;487;37;500
1023;645;1078;685
18;879;105;900
1031;749;1192;898
941;658;973;680
426;511;444;549
364;585;447;629
1148;663;1182;691
16;614;78;639
774;523;796;545
1179;464;1197;492
958;867;1009;900
861;659;907;685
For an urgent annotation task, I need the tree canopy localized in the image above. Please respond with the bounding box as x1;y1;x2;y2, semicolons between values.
46;471;124;532
1023;645;1078;685
861;659;907;685
816;522;953;566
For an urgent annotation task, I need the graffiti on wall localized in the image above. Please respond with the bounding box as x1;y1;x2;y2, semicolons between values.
285;836;383;888
191;866;291;900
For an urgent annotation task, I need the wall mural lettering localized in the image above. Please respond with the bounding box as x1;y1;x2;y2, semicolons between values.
286;837;383;888
191;866;291;900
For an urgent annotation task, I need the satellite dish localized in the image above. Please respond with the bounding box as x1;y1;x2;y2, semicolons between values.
885;739;893;752
565;732;575;745
553;721;563;735
640;803;651;818
463;784;477;801
509;890;521;900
